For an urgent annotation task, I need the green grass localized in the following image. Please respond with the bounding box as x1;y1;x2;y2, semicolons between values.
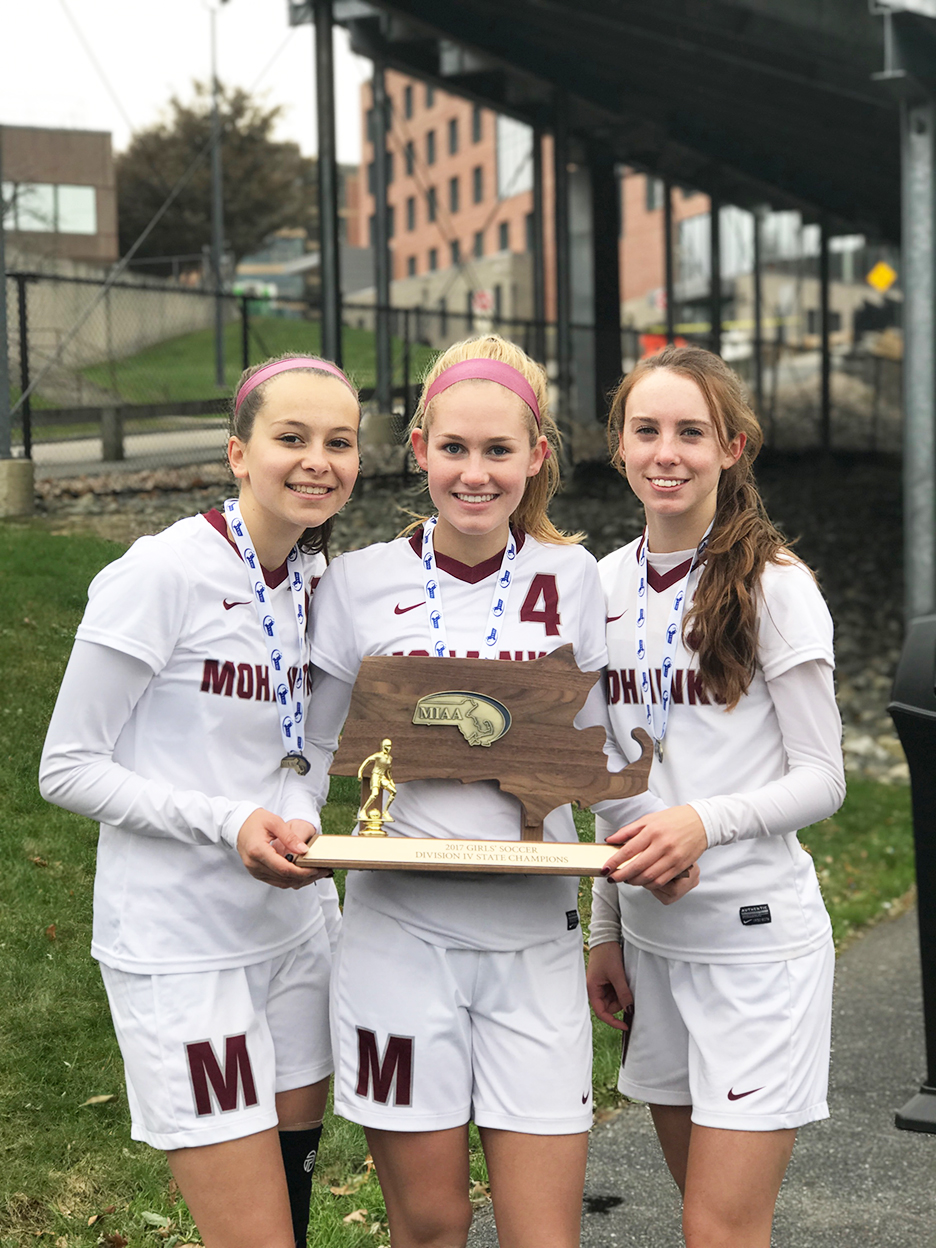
80;317;438;406
0;523;918;1243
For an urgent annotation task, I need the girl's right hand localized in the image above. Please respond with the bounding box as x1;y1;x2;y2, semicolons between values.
236;809;323;889
586;940;633;1031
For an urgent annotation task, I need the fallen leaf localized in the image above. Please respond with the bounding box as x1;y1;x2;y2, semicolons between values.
167;1179;179;1205
45;924;57;941
103;1206;116;1215
55;1238;67;1248
87;1215;98;1226
369;1223;383;1235
102;1236;128;1248
140;1212;171;1228
593;1107;622;1125
80;1094;116;1106
30;856;49;868
342;1209;368;1224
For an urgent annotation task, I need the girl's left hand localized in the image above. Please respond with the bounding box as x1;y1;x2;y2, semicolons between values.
602;806;708;886
270;820;334;886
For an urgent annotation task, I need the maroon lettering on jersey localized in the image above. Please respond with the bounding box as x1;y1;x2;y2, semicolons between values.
686;670;710;705
186;1034;259;1116
201;659;236;697
236;663;254;699
606;670;620;704
355;1028;414;1106
255;664;271;702
519;574;561;636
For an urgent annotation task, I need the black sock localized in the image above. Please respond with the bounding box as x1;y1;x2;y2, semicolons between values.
279;1124;323;1248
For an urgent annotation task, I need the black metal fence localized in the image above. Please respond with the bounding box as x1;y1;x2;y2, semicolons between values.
3;269;904;478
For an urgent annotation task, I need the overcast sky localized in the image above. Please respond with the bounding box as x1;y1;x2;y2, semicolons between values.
0;0;374;163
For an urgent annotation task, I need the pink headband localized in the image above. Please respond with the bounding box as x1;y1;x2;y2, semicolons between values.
234;357;356;413
424;359;542;426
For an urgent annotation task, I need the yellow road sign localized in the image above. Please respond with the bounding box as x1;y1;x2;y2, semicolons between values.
867;261;898;293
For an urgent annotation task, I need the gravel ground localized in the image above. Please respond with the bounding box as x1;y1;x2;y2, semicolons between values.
29;452;906;783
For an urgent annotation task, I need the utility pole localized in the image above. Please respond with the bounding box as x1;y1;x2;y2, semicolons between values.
208;0;229;387
314;0;342;364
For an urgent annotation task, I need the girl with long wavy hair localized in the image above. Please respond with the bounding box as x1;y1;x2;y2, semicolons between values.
588;345;845;1248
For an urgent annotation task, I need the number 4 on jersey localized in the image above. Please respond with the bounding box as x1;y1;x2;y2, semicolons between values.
519;574;561;636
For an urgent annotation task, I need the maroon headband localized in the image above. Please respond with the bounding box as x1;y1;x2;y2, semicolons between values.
234;356;356;414
423;358;542;426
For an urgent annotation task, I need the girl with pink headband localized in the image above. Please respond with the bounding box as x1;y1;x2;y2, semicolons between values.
41;352;360;1248
304;334;693;1248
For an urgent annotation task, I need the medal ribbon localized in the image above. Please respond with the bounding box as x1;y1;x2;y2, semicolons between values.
224;498;308;766
420;517;518;658
635;523;711;762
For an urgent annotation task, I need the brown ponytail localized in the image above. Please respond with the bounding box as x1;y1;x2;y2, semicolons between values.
607;345;794;709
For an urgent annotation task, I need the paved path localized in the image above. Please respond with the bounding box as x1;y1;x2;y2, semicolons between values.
31;425;229;478
468;908;936;1246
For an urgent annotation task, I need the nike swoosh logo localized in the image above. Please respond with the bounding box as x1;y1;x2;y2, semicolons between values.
606;610;628;623
727;1086;764;1101
394;601;425;614
223;599;251;610
582;1092;590;1104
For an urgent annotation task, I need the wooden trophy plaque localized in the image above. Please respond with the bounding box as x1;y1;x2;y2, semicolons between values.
297;645;652;876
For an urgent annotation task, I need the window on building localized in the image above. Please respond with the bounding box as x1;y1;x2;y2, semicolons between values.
407;196;416;231
366;107;375;141
472;165;483;203
387;204;395;239
3;182;97;235
472;105;482;142
682;186;698;199
427;186;437;222
407;255;417;277
494;284;503;319
405;140;415;177
448;117;459;155
450;239;461;267
387;151;394;184
645;177;665;212
498;220;509;252
404;84;413;119
449;175;459;213
473;230;484;258
426;85;435;108
368;213;375;247
426;130;436;165
429;247;438;271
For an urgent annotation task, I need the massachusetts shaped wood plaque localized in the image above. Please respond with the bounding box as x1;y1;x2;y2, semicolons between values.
298;645;652;876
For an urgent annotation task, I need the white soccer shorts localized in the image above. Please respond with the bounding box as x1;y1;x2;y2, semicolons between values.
331;901;593;1135
100;928;333;1151
617;937;834;1131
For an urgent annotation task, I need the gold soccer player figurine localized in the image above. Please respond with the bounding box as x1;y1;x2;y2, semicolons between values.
357;738;396;836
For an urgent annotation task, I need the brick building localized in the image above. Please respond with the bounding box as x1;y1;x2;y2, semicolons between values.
348;71;712;329
1;125;118;266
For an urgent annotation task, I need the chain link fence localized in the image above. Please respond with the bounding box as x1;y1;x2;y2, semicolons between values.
4;269;903;480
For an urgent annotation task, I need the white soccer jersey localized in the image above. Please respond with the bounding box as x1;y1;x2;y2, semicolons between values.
71;511;328;974
599;536;835;963
309;529;608;951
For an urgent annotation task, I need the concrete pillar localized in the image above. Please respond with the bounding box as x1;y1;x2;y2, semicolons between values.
901;97;936;622
101;407;124;462
0;458;34;517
